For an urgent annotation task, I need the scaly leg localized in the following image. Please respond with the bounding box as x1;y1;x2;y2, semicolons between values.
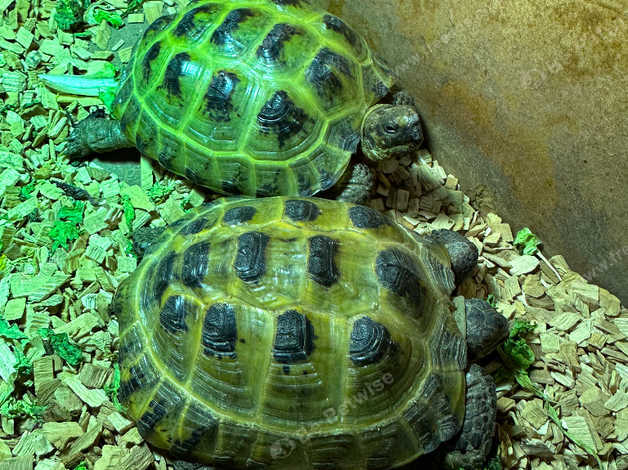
66;113;132;158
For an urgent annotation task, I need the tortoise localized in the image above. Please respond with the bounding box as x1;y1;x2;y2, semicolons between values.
40;0;423;203
112;196;509;470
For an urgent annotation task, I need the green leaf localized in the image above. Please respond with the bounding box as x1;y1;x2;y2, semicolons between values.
104;362;125;411
486;294;497;308
38;329;83;366
57;200;85;224
19;182;36;201
147;182;175;203
54;0;90;31
13;343;33;379
48;220;80;253
92;9;124;27
122;195;135;229
125;239;136;257
513;227;541;255
0;396;46;420
0;316;28;341
498;320;536;371
73;462;89;470
99;88;117;112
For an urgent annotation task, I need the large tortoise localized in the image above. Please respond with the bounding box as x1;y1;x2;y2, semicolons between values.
112;196;509;469
41;0;423;203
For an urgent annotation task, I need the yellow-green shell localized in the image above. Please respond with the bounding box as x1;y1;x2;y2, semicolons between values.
114;197;468;469
111;0;394;196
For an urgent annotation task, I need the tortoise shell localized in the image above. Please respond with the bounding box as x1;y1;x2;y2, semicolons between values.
114;197;469;469
111;0;394;197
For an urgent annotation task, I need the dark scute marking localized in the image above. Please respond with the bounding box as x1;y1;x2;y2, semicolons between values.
221;180;241;195
182;241;210;287
349;205;390;228
223;205;256;225
118;363;158;403
202;303;237;358
171;404;218;456
308;235;339;287
256;24;301;62
329;118;361;152
173;4;217;38
143;14;176;38
323;14;359;48
137;399;168;436
184;167;202;185
211;8;255;45
136;387;182;437
154;252;177;301
349;316;393;366
255;182;280;197
285;199;320;221
376;248;423;304
158;149;175;168
283;365;290;375
160;295;192;334
205;71;240;122
135;134;146;154
273;310;315;363
180;216;209;235
163;52;191;97
257;91;309;148
142;42;161;81
305;48;353;100
234;231;269;282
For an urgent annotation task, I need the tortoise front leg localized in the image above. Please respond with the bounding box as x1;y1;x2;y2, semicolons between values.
66;113;132;158
443;364;498;470
334;162;375;204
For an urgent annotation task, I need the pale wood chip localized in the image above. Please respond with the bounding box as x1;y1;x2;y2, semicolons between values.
540;332;560;353
549;311;581;331
119;427;144;446
121;184;155;212
118;445;154;470
521;399;548;429
3;296;26;320
60;423;102;465
41;421;83;449
12;429;54;457
62;374;108;408
0;456;33;470
79;363;112;389
605;390;628;412
509;255;540;276
34;459;66;470
105;411;133;434
562;415;597;451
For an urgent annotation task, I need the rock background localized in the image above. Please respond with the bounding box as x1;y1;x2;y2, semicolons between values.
313;0;628;303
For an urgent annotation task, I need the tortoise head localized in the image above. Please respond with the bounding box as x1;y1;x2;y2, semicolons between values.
360;104;423;161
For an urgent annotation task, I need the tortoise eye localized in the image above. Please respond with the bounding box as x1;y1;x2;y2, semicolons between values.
384;124;398;134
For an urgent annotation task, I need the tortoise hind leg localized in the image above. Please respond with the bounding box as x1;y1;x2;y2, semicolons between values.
66;112;132;158
442;364;497;470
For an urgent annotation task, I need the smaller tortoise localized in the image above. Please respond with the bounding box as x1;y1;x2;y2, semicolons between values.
113;196;508;470
40;0;423;203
